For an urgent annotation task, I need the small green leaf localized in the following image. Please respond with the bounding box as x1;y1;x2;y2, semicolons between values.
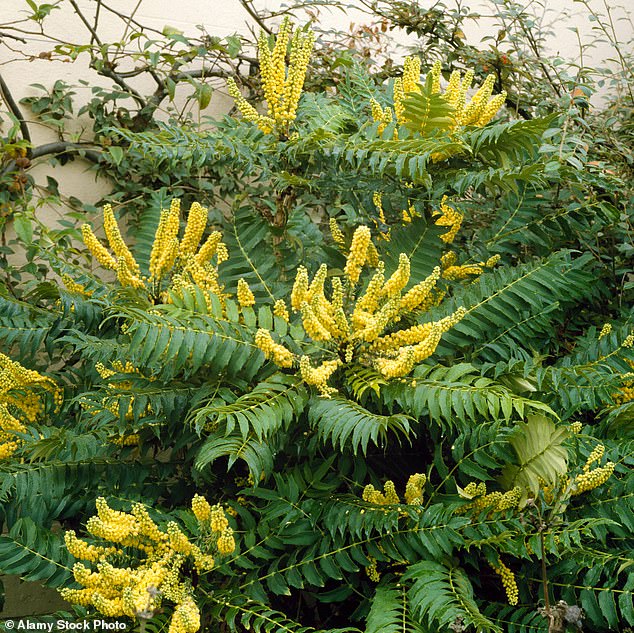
13;214;33;244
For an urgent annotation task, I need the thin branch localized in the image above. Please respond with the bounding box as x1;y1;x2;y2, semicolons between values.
0;31;27;44
239;0;273;34
68;0;102;46
91;0;102;47
0;70;31;145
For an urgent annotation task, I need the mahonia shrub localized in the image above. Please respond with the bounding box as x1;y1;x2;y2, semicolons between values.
0;13;631;633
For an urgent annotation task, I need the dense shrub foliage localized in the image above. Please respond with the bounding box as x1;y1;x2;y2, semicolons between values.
0;1;633;632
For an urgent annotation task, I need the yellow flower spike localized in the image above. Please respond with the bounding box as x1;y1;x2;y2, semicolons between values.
62;274;92;297
444;70;462;105
571;462;615;496
344;226;372;285
461;75;496;126
434;196;463;244
370;322;434;353
491;559;519;606
355;262;385;314
366;241;380;268
375;346;416;379
149;210;168;278
237;278;256;307
191;494;212;523
300;301;332;341
255;329;294;368
331;277;350;336
370;98;384;122
485;254;501;268
299;356;341;396
103;204;140;276
180;202;208;258
329;218;346;248
441;251;458;269
259;17;292;118
312;294;339;338
281;27;315;124
232;19;314;134
307;264;328;302
404;473;426;505
402;56;422;94
291;266;309;311
454;70;474;124
598;323;612;340
195;231;224;265
356;299;400;343
366;557;381;582
430;59;442;94
443;264;484;281
370;99;393;135
400;266;441;312
410;322;443;363
227;77;269;128
478;91;507;126
381;253;410;298
81;224;117;270
116;259;145;290
362;484;384;504
216;527;236;555
156;237;179;280
393;77;406;124
383;480;400;504
273;299;289;322
583;444;605;472
210;504;229;532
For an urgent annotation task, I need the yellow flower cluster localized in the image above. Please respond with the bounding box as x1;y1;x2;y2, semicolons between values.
371;57;506;137
571;454;615;496
255;329;294;368
393;56;422;124
0;353;59;460
256;226;465;393
273;299;290;322
598;323;612;339
362;474;427;506
329;218;346;247
228;18;314;134
365;557;380;582
299;357;341;396
440;250;500;282
237;279;255;307
434;196;462;244
404;473;426;505
491;559;519;605
613;358;634;405
61;495;235;632
93;361;152;426
62;274;93;297
82;204;144;288
370;98;393;135
344;226;372;285
81;199;238;309
457;482;522;516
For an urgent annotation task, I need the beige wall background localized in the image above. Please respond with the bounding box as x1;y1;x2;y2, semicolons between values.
1;0;632;223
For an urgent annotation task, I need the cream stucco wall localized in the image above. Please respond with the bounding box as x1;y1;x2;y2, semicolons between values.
1;0;632;229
